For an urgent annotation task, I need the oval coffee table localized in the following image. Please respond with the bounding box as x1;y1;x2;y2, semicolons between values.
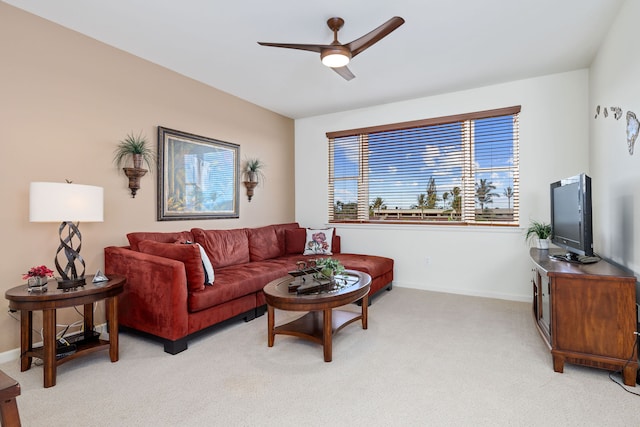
263;269;371;362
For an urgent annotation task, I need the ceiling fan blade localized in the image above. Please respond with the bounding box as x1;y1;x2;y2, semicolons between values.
257;42;329;54
346;16;405;58
332;66;355;81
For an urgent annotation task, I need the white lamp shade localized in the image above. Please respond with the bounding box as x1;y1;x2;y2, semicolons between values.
30;182;104;222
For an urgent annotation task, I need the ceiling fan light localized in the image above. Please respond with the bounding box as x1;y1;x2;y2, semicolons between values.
321;48;351;68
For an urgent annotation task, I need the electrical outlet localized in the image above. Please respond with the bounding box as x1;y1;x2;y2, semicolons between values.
425;256;431;266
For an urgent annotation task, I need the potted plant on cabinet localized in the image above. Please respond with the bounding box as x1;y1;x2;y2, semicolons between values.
525;220;552;250
113;131;156;197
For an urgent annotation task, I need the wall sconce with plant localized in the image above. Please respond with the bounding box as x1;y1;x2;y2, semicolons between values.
113;131;156;197
242;157;265;202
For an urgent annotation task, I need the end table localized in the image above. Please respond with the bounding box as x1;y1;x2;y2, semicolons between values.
4;275;126;388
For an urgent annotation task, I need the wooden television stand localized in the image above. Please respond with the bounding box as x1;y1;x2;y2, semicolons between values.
530;248;638;386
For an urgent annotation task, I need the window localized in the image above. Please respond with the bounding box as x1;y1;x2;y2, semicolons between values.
327;106;520;225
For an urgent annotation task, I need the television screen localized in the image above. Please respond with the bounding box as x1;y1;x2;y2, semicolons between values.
552;182;582;245
550;173;594;260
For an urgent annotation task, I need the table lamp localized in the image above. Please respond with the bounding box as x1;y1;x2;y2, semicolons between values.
29;182;104;290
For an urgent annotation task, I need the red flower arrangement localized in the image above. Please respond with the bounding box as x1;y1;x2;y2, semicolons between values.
22;265;54;280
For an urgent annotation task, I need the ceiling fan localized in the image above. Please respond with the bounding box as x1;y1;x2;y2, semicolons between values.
258;16;405;81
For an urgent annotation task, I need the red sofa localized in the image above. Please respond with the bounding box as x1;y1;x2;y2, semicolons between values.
104;222;393;354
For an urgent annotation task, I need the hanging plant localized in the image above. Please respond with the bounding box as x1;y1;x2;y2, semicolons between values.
113;131;156;171
243;157;266;183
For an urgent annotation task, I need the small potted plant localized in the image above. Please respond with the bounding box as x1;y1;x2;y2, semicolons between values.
525;220;552;250
23;265;54;291
243;157;266;183
113;131;156;171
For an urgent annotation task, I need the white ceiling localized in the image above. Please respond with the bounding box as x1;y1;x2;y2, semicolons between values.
5;0;624;119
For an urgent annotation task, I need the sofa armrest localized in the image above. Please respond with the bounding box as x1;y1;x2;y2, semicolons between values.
104;246;189;341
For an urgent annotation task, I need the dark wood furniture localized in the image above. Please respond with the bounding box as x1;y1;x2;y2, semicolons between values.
530;249;638;386
263;270;371;362
4;275;126;388
0;370;21;427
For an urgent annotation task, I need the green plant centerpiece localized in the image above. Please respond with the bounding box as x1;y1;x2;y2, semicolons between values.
314;257;345;284
243;157;266;183
113;131;156;171
525;220;552;250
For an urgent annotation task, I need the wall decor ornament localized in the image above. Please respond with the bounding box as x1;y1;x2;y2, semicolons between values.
242;157;265;201
113;131;155;197
594;104;639;155
157;127;239;220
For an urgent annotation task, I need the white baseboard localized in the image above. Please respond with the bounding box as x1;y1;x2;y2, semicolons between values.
391;281;531;303
0;348;20;364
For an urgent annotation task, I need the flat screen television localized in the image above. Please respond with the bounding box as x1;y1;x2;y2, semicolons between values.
549;173;595;262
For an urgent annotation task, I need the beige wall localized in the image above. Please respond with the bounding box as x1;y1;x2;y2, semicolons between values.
0;4;294;354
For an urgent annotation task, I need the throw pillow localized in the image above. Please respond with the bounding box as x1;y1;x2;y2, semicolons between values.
196;244;215;285
138;240;206;292
302;228;334;255
179;241;215;285
127;231;193;252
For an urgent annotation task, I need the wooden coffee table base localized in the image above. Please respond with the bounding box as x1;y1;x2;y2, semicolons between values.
268;298;368;362
264;270;371;363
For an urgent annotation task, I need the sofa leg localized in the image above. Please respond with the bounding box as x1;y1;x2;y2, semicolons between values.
255;304;267;318
164;338;188;355
243;310;256;322
356;282;393;306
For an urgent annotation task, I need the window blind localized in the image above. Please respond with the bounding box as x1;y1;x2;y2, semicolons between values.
327;106;520;225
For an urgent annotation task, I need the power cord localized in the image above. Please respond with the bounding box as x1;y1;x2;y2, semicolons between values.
608;332;640;396
6;302;97;343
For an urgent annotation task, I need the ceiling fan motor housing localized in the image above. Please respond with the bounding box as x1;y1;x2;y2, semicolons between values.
321;45;352;67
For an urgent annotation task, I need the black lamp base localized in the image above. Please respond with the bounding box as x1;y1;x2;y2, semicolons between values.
55;221;87;291
57;277;86;291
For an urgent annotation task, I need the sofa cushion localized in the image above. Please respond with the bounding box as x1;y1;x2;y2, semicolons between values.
303;228;335;255
191;228;250;269
137;240;206;292
272;222;300;255
188;261;289;312
331;253;394;280
127;231;193;252
248;225;280;261
285;228;306;254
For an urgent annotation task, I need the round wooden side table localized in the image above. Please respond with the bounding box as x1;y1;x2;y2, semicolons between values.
5;275;126;388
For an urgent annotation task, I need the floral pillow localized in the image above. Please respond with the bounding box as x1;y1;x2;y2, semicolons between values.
302;228;334;255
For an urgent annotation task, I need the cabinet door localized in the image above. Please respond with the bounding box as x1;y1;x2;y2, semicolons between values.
552;276;636;358
540;274;551;338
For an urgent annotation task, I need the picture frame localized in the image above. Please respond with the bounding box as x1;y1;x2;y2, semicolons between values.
157;126;239;221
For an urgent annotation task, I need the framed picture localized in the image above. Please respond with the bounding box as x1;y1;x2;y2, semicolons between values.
157;127;239;221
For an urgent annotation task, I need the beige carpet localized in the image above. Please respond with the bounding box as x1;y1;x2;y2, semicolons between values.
1;287;638;426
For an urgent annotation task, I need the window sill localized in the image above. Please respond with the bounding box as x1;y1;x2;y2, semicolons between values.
327;221;523;234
